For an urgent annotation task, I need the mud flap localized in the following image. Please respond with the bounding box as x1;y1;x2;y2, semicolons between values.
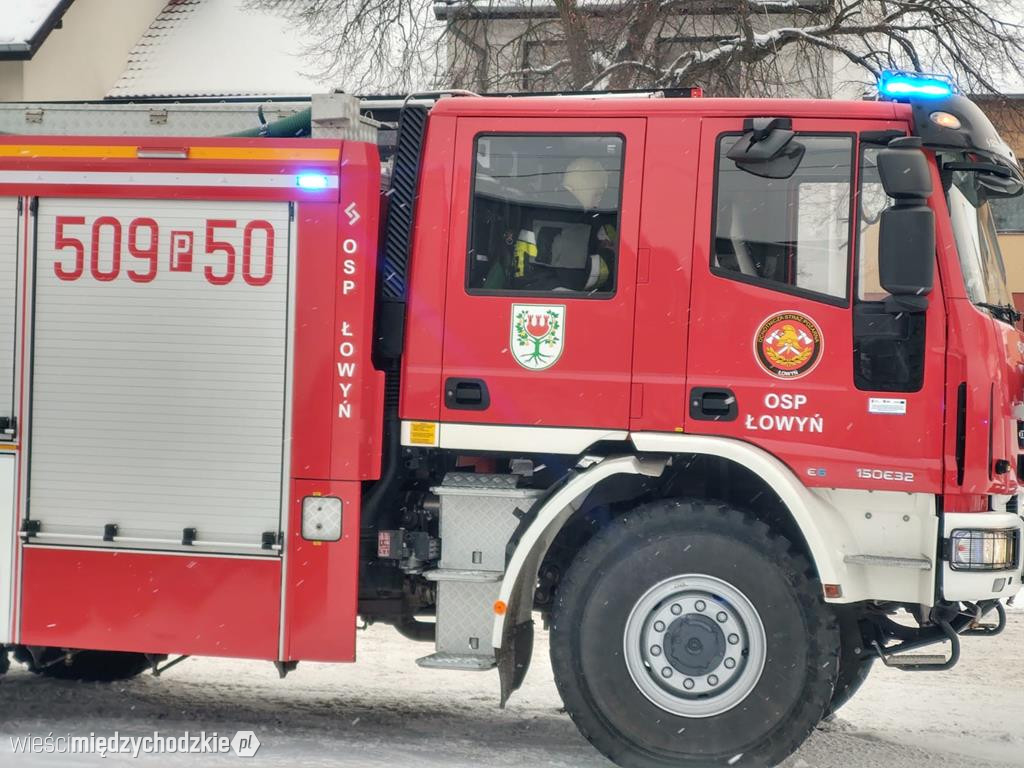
497;619;534;708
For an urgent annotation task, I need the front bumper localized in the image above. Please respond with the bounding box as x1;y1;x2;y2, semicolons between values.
941;511;1023;602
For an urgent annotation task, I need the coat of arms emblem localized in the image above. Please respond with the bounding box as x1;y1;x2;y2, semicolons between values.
510;304;565;370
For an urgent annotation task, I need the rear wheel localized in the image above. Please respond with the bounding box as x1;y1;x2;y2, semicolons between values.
550;499;839;768
15;647;150;682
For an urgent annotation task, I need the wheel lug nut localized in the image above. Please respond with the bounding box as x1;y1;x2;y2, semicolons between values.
728;633;739;645
724;658;736;669
694;600;706;612
661;667;673;678
670;603;682;615
650;645;662;657
717;611;728;623
707;675;719;686
683;678;695;690
654;621;665;632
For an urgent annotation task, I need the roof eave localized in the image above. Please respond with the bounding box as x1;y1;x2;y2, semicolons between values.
1;0;77;61
433;0;829;20
0;43;33;61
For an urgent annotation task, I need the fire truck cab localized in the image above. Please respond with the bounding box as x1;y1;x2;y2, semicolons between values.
0;77;1022;767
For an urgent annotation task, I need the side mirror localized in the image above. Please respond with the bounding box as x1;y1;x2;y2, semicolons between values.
877;137;933;198
877;137;935;312
727;117;806;179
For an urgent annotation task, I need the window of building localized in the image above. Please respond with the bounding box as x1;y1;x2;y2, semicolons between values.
991;195;1024;233
522;40;569;91
467;134;623;297
856;146;892;301
712;134;853;302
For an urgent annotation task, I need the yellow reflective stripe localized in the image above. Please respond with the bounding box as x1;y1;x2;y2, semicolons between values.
189;147;339;162
0;145;339;162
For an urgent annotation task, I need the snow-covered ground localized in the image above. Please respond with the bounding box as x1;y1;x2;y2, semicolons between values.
1;610;1022;767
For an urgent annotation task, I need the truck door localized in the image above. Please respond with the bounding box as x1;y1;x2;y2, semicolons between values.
439;118;645;441
686;118;946;491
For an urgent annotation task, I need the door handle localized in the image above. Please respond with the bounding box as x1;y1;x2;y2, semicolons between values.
445;378;490;411
689;388;737;421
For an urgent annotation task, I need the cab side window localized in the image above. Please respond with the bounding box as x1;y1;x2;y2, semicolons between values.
467;134;623;297
712;134;854;303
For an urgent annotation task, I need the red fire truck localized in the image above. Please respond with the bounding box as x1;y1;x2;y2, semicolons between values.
0;74;1021;766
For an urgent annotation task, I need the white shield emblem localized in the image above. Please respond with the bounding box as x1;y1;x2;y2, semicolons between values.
510;304;565;371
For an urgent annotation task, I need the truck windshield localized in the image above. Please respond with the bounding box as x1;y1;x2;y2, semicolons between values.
946;168;1016;321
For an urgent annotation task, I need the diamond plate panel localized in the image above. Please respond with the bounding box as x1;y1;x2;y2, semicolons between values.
435;579;501;658
436;474;542;571
440;472;521;490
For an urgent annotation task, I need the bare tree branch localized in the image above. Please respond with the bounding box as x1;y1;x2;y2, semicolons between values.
250;0;1024;102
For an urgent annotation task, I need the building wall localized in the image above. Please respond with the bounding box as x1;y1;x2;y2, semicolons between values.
4;0;165;101
978;100;1024;310
444;13;852;97
0;63;25;101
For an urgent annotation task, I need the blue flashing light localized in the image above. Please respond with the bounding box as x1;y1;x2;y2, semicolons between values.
878;71;956;100
297;173;330;189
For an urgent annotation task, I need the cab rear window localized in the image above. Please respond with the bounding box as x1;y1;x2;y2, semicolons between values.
467;134;623;297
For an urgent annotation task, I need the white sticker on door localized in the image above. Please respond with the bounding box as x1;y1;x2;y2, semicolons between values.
868;397;907;415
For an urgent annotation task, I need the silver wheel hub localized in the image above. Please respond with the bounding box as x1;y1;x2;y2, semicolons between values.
623;574;767;718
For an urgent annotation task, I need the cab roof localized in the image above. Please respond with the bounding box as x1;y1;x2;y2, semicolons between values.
429;95;910;122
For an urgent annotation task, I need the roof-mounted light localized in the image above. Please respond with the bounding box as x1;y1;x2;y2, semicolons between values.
878;71;957;100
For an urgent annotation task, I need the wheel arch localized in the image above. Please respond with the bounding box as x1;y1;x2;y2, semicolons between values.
493;434;850;650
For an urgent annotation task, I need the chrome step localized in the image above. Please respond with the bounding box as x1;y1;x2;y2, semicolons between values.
416;652;496;671
843;554;932;570
882;653;949;667
422;568;502;583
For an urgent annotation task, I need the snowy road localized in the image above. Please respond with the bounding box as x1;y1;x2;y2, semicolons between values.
1;611;1022;767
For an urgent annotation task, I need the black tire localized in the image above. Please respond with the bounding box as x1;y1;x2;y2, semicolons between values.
550;499;839;768
16;647;150;682
827;610;874;716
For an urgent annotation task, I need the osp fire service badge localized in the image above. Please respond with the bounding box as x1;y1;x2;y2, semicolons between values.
754;311;823;379
511;304;565;370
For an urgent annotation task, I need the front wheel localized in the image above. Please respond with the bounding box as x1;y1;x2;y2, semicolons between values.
550;499;839;768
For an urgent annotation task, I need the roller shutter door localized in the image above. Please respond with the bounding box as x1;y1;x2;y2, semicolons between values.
29;198;291;554
0;197;18;432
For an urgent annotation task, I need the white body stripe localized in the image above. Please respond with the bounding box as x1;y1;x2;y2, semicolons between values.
0;171;338;190
402;421;628;454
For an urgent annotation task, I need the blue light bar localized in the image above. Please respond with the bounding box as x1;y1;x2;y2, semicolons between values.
297;173;329;189
878;71;957;100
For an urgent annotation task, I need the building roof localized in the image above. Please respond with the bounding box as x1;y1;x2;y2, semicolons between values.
108;0;330;99
0;0;74;60
433;0;827;20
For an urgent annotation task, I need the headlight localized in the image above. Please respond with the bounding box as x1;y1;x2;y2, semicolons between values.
949;528;1019;571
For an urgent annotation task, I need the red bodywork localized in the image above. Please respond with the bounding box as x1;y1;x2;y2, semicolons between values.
402;97;1022;501
4;137;383;660
3;95;1021;663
